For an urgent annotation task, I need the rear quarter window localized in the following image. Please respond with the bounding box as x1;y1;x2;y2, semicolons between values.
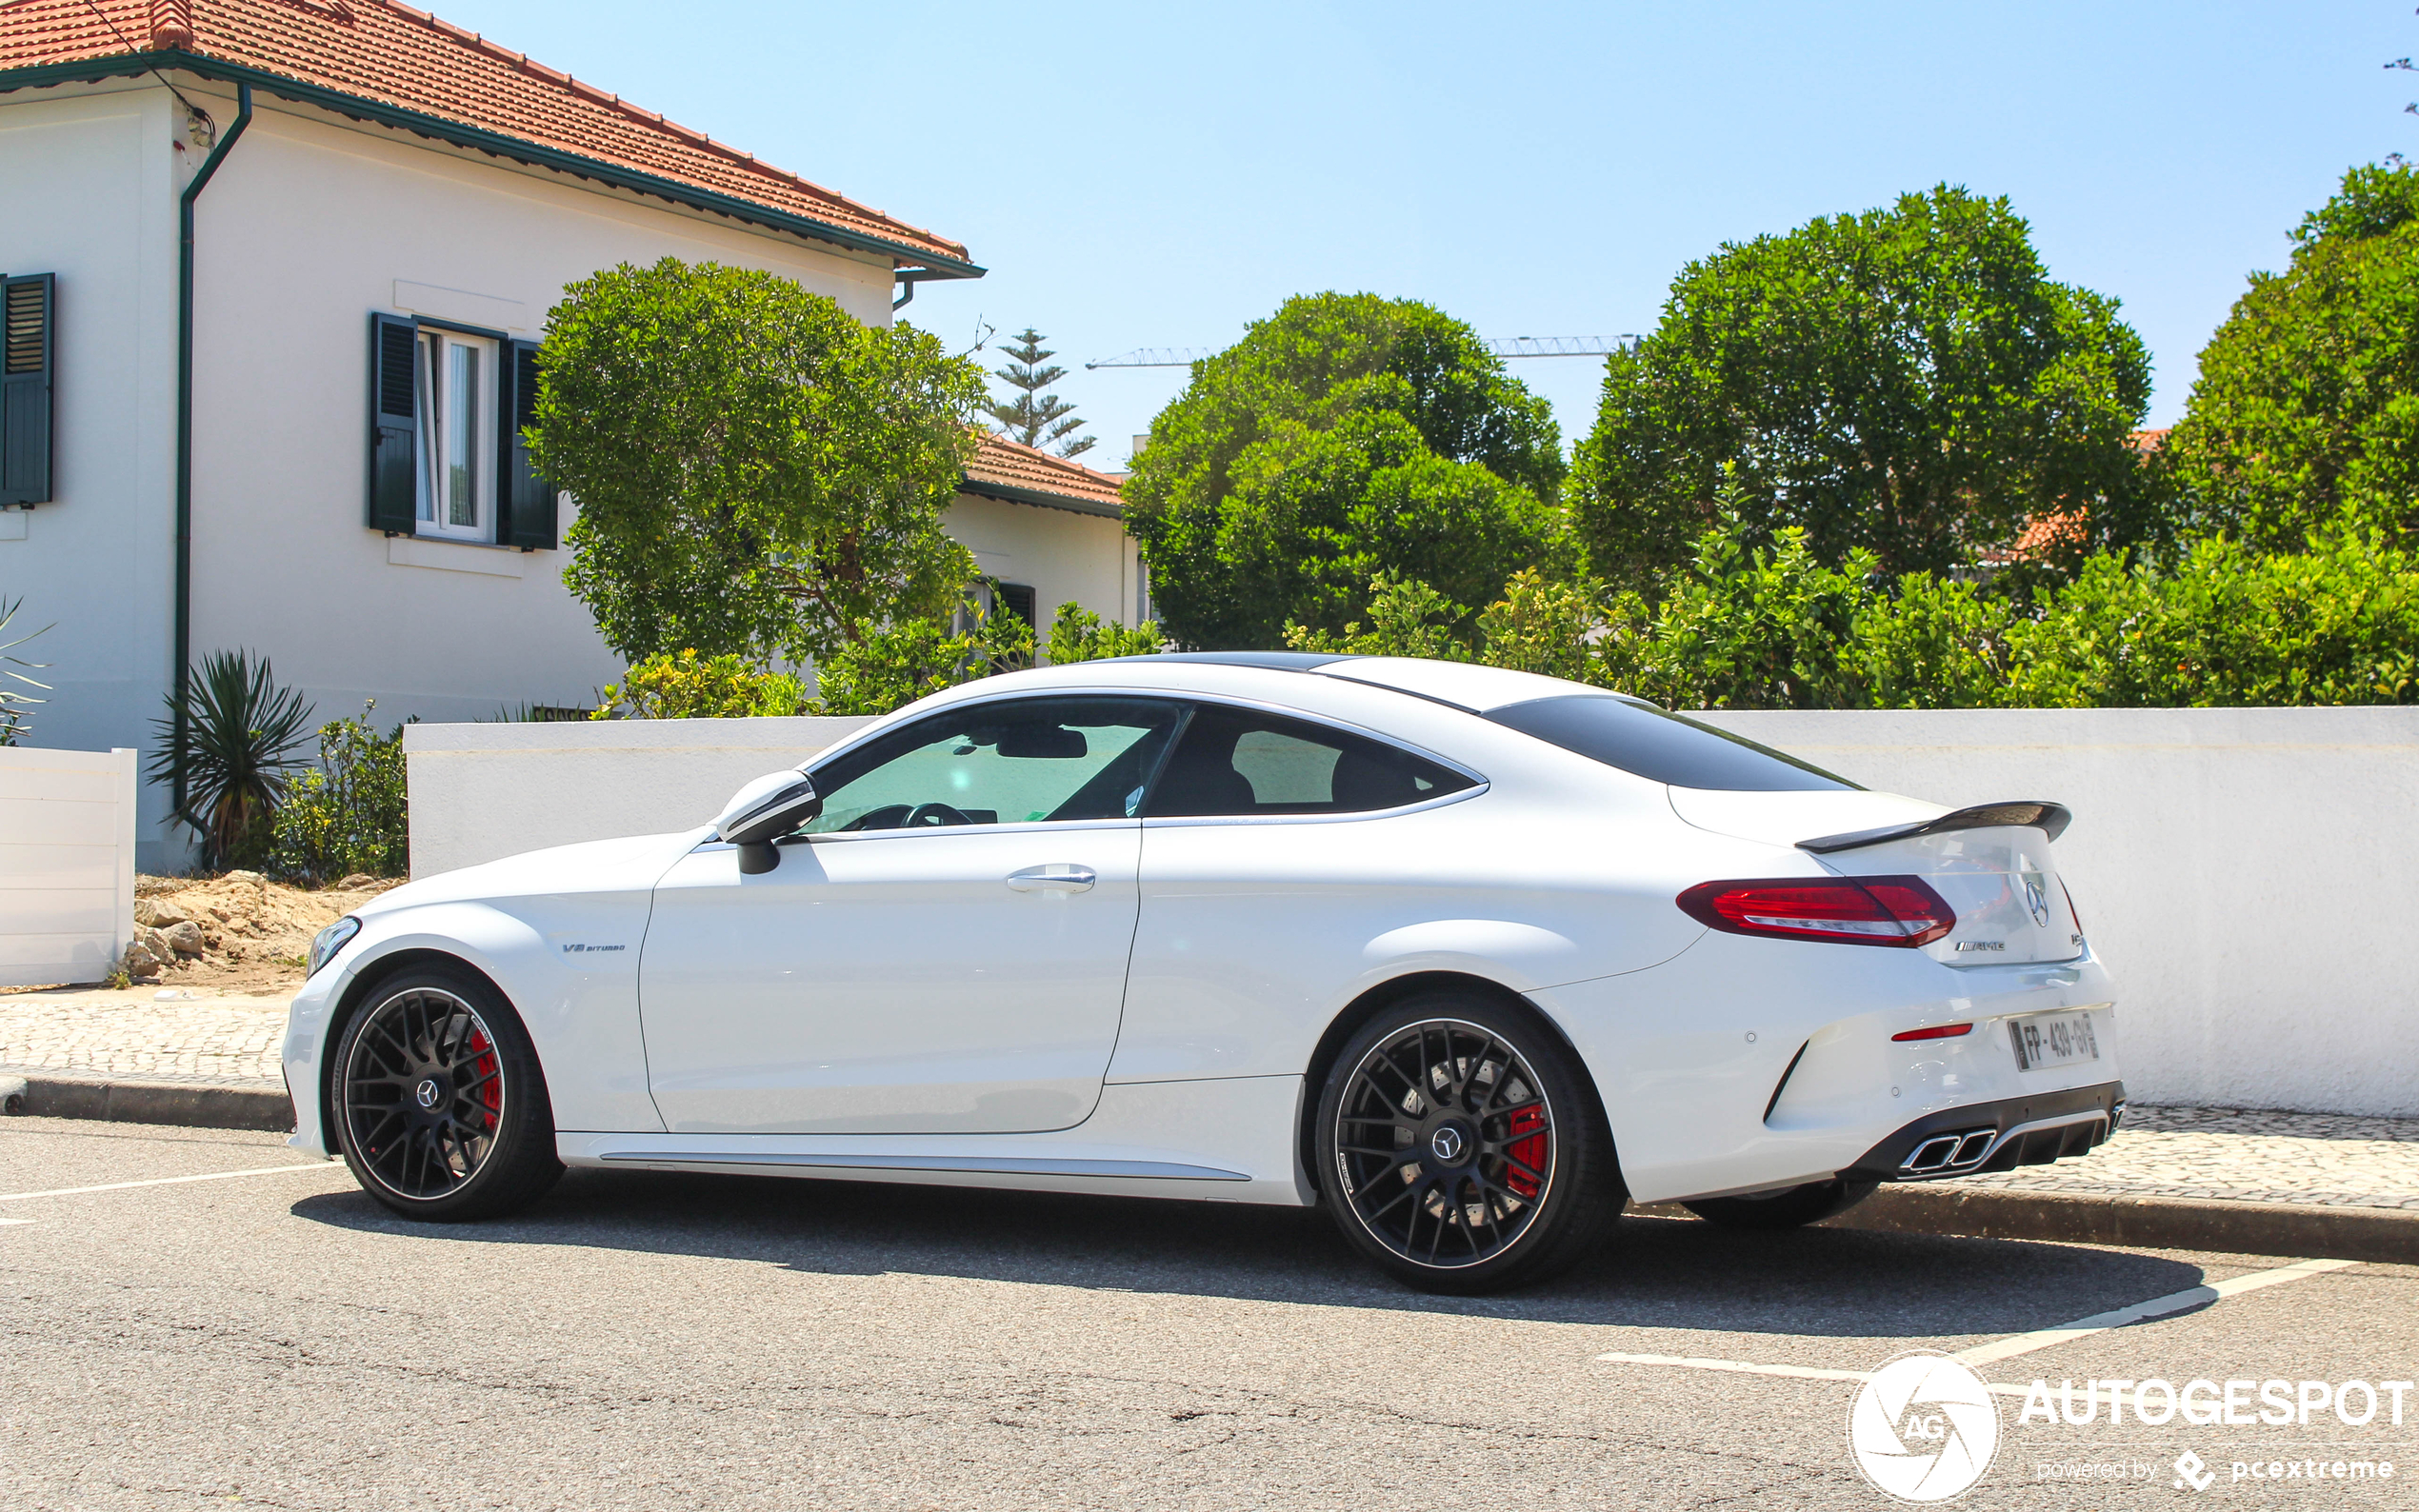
1485;695;1857;792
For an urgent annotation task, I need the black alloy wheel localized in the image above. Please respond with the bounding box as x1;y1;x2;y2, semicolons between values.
333;965;562;1221
1680;1178;1877;1231
1315;994;1624;1293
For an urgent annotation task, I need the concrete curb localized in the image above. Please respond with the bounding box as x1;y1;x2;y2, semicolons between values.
1606;1183;2418;1263
1822;1184;2419;1263
0;1072;293;1133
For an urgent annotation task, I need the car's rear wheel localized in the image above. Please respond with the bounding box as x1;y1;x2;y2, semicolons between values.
1681;1178;1876;1230
333;965;562;1222
1314;993;1624;1294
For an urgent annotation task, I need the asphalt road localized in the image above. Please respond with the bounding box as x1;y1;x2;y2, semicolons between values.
2;1117;2412;1510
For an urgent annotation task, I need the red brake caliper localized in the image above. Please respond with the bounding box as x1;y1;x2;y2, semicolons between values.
468;1027;501;1130
1504;1106;1547;1198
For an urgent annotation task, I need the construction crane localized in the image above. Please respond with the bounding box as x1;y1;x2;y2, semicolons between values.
1084;335;1640;369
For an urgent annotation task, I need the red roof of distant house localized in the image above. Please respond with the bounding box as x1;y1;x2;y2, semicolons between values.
2129;427;2170;453
0;0;972;269
963;433;1125;519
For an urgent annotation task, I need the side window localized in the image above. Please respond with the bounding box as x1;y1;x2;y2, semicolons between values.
1146;705;1476;818
802;697;1181;834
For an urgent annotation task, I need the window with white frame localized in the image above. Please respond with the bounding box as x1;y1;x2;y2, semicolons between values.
413;328;494;540
368;311;555;551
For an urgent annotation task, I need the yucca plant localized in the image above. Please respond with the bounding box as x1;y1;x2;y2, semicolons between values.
149;649;315;869
0;594;50;746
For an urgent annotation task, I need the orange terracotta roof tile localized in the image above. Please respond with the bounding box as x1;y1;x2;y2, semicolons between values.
963;432;1126;517
0;0;971;268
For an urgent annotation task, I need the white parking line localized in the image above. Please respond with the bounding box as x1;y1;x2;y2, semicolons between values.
1951;1257;2359;1368
1596;1258;2362;1385
0;1162;340;1203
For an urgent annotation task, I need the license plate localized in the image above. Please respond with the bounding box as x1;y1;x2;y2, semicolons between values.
2009;1011;2099;1072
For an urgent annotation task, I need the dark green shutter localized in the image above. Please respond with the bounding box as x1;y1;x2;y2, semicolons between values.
367;312;417;532
0;273;55;506
498;338;554;549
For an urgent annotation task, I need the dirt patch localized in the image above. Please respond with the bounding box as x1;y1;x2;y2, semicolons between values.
129;871;405;994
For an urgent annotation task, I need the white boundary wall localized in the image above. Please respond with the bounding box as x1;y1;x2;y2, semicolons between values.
406;706;2419;1117
405;718;874;880
0;746;136;987
1697;707;2419;1118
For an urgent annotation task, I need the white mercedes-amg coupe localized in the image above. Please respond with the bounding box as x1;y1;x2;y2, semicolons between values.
286;653;2122;1292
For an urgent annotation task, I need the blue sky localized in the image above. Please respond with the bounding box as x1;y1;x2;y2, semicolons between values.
446;1;2415;467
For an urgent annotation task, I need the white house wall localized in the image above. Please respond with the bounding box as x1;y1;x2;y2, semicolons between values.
944;493;1146;646
184;85;896;736
0;87;181;863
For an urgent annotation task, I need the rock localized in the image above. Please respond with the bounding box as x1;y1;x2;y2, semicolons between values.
123;942;160;976
133;898;190;928
222;870;266;888
137;925;174;962
334;873;379;892
208;905;231;923
162;920;207;957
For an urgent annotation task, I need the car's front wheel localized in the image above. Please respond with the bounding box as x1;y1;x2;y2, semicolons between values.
332;965;562;1222
1314;993;1624;1294
1681;1178;1876;1230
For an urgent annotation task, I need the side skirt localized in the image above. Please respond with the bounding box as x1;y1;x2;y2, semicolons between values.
558;1073;1315;1207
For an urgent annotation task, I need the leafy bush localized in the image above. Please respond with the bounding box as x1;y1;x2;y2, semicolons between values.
271;704;409;883
811;609;1032;716
1292;508;2419;712
1044;603;1163;665
148;649;315;869
592;649;808;720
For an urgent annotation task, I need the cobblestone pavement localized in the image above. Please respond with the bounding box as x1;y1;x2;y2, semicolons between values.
4;988;2414;1211
0;987;290;1085
1944;1103;2419;1211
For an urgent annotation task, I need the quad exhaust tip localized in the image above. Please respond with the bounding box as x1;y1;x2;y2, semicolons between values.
1897;1110;2112;1178
1901;1128;1995;1175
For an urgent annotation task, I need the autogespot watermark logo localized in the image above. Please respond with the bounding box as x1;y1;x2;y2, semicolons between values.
1849;1353;2001;1503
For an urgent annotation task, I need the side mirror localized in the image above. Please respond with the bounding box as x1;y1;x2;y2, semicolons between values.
712;768;822;875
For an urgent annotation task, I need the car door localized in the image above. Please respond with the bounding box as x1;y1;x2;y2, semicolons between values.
1110;703;1489;1083
638;695;1183;1135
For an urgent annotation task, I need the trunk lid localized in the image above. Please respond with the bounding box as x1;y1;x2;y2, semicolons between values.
1668;787;2084;965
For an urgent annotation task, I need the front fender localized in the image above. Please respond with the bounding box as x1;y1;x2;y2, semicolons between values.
283;896;663;1158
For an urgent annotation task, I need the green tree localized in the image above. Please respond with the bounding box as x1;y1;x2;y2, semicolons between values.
530;258;987;666
2166;164;2419;549
1123;292;1566;649
1571;185;2156;587
985;328;1094;457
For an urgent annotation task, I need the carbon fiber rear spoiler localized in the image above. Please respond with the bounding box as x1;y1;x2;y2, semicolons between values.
1798;800;2072;855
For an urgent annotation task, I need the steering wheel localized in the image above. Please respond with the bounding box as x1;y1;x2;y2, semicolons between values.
904;802;974;827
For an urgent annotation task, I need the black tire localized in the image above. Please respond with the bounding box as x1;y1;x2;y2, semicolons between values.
330;964;563;1222
1681;1178;1877;1231
1314;992;1625;1294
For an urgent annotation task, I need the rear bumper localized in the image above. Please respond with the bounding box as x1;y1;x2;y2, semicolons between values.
1841;1079;2126;1184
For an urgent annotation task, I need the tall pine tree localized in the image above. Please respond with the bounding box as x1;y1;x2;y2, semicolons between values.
984;328;1095;458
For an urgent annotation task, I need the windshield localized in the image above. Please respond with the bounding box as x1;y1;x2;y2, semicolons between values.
1485;695;1857;792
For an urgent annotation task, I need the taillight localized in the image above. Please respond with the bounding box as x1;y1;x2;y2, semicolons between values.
1675;876;1956;948
2062;880;2084;934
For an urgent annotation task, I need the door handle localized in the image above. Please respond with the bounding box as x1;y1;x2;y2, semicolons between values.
1007;864;1096;893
